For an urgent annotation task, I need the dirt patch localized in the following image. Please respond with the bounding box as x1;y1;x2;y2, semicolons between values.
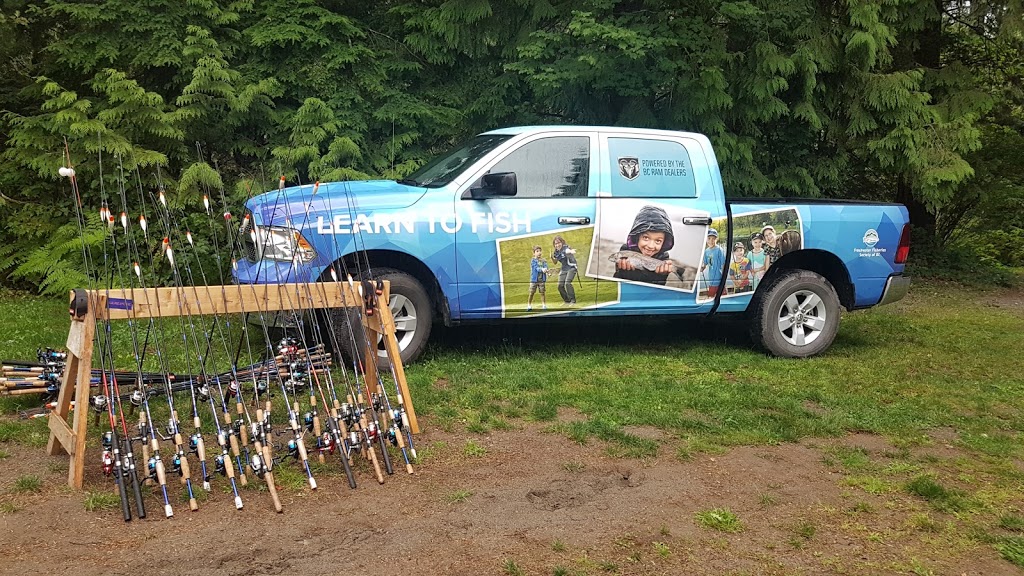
0;421;1017;576
992;287;1024;317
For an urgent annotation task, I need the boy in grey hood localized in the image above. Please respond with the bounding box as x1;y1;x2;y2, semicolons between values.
612;205;675;285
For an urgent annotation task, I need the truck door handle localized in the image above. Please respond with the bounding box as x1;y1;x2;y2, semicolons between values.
683;217;713;226
558;216;591;225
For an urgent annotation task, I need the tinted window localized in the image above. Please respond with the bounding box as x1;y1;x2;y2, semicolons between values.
405;135;511;187
485;136;590;198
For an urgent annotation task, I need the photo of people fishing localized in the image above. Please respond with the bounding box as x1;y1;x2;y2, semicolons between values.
697;208;803;301
497;227;618;316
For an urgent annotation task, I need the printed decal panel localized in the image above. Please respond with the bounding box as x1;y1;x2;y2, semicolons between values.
589;198;707;293
496;226;618;317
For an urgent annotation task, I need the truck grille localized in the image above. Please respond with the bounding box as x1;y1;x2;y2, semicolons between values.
239;211;258;262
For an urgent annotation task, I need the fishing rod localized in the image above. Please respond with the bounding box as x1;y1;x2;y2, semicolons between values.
67;141;146;521
111;154;182;516
341;185;416;468
154;186;251;492
226;170;318;491
275;180;359;488
147;181;242;511
196;167;282;513
314;185;397;480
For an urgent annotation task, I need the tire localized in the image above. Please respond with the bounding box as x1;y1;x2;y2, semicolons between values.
749;269;841;358
326;267;432;371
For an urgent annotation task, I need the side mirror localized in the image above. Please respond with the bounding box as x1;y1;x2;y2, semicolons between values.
469;172;517;199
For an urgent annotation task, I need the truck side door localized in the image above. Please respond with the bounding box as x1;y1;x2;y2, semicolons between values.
592;133;727;313
454;131;600;318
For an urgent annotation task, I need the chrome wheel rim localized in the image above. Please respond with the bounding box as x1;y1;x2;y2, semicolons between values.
777;289;827;347
377;293;418;359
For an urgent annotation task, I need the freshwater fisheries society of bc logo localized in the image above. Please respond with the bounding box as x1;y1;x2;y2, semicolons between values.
618;157;640;180
863;229;879;248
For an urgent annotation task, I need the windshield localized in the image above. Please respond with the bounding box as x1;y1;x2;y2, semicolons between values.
400;134;511;188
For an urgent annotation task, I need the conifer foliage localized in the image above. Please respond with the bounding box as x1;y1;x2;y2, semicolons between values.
0;0;1020;292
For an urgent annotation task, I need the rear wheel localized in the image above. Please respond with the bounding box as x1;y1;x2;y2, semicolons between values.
327;267;432;371
749;269;841;358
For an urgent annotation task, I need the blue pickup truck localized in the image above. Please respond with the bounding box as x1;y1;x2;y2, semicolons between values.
236;126;911;365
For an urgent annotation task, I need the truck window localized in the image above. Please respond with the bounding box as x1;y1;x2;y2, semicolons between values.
403;134;511;187
483;136;590;198
607;137;696;198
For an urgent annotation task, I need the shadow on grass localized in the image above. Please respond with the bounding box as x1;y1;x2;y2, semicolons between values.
425;315;756;359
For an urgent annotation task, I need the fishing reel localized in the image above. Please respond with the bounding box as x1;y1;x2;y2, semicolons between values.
146;456;158;482
129;388;146;407
196;384;211;403
164;417;179;438
249;452;266;478
232;419;245;438
45;383;60;396
40;371;62;383
277;337;299;359
371;392;384;413
261;411;272;435
100;431;115;475
170;452;184;476
286;438;300;460
226;380;240;400
91;395;108;414
284;376;305;394
37;347;67;365
390;408;405;430
365;422;380;442
317;431;335;455
339;403;356;427
386;427;399;448
100;449;114;476
214;454;227;476
255;378;269;395
288;361;308;380
189;432;204;456
348;431;362;454
249;420;264;444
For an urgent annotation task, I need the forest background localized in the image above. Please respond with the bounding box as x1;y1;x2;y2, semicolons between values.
0;0;1021;294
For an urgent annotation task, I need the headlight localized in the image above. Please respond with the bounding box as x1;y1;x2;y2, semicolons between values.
248;225;317;263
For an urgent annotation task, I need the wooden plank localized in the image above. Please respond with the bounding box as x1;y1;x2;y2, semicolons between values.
47;303;94;457
377;295;420;434
48;416;75;456
98;282;365;320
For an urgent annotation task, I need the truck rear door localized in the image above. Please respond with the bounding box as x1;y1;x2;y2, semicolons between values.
592;132;727;313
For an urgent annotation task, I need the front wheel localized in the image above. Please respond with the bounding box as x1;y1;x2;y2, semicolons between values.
327;267;432;371
749;270;841;358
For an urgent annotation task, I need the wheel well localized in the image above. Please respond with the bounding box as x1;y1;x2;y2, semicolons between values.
759;249;855;310
328;250;449;325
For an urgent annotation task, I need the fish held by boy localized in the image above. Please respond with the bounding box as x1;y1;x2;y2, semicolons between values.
608;251;679;272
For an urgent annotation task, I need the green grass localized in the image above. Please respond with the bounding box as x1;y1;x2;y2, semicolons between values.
695;507;743;533
501;558;524;576
4;281;1024;568
463;439;487;457
12;475;42;493
445;489;472;504
905;475;972;513
84;490;122;511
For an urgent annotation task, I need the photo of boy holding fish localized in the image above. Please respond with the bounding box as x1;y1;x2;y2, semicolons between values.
588;200;702;291
611;205;677;286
